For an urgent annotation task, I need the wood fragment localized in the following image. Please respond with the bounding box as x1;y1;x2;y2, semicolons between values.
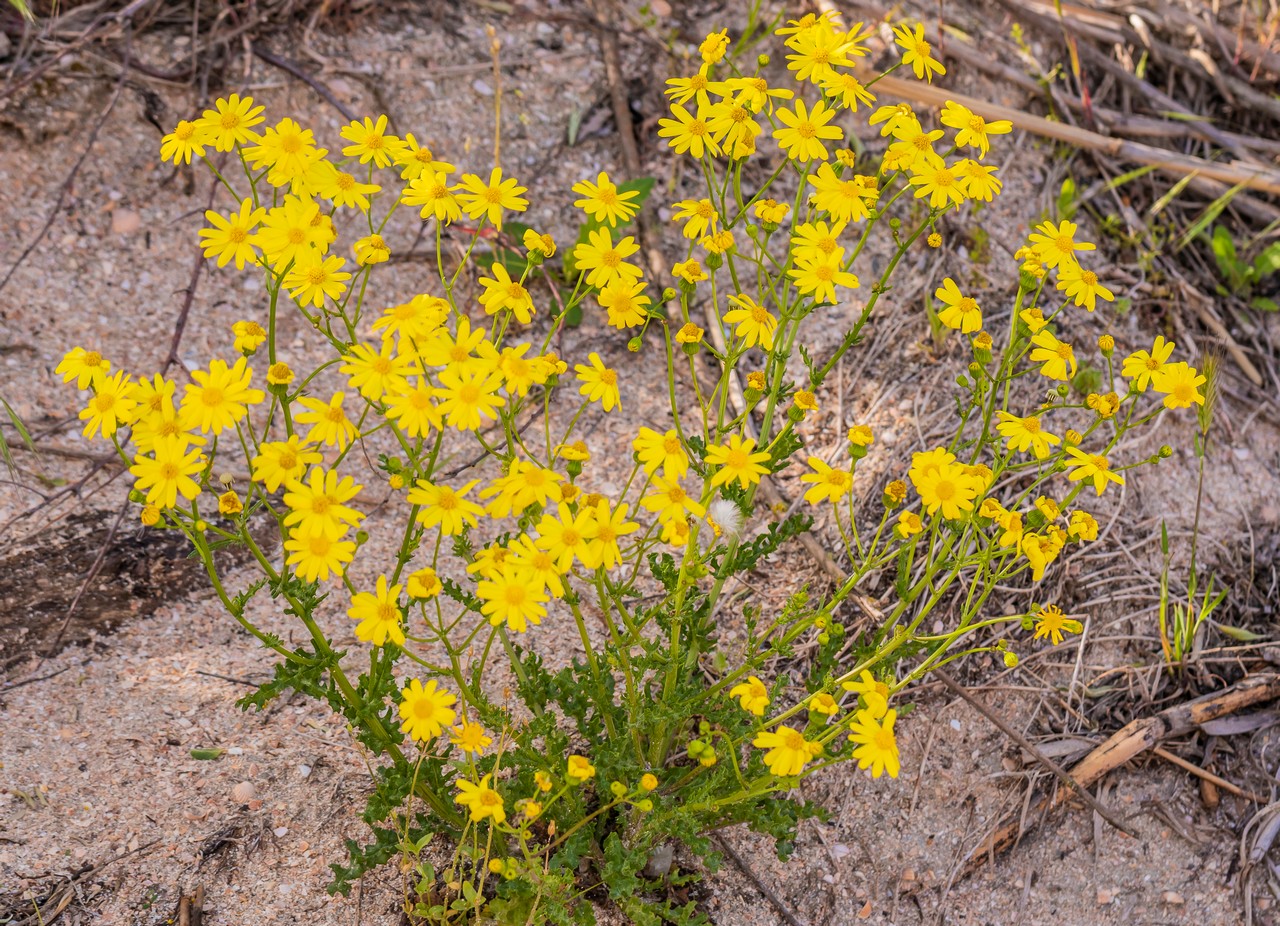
714;835;808;926
1152;745;1268;804
963;674;1280;876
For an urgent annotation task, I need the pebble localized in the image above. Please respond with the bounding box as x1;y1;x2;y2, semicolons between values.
1161;891;1185;905
1097;888;1117;905
274;826;289;837
110;210;141;235
473;79;493;96
298;764;312;778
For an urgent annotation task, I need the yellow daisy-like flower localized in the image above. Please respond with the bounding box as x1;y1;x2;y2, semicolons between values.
1056;263;1114;311
456;167;528;230
633;427;689;479
282;467;364;535
199;198;265;270
402;170;462;224
1151;361;1205;409
251;436;322;493
1032;604;1083;645
180;357;265;435
933;278;982;333
435;367;506;431
407;478;485;536
284;252;351;308
893;22;946;82
398;678;457;742
1029;330;1077;381
571;171;640;227
753;725;822;777
1028;219;1095;270
572;227;643;290
339;114;402;168
1120;335;1175;391
129;435;203;510
160;119;210;165
79;370;136;439
705;434;771;489
913;459;982;520
729;676;770;716
995;411;1060;460
339;341;417;401
283;525;356;583
772;98;843;163
567;755;596;782
455;775;505;824
940;100;1012;158
353;233;391;266
294;391;358;449
808;163;878;223
232;320;267;354
407;567;443;600
671;198;719;239
56;347;111;389
841;670;891;719
657;102;721;160
348;575;405;647
450;722;493;755
477;567;548;633
478;262;536;323
788;254;859;305
197;93;265;151
800;456;853;505
723;293;778;349
847;708;900;778
575;352;621;412
1063;446;1125;495
809;692;840;716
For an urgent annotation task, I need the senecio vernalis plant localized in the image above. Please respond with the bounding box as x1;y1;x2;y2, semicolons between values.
58;11;1205;925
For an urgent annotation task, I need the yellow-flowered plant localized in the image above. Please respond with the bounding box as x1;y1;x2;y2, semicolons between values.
58;11;1205;924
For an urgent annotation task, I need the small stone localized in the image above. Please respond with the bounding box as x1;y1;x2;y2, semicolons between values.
856;900;872;919
111;210;141;235
473;79;493;96
1097;889;1116;905
950;719;962;731
298;764;312;778
1161;892;1185;906
274;826;289;838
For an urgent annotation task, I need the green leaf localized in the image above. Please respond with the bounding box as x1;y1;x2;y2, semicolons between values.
1252;242;1280;279
1209;225;1243;288
190;748;225;760
1213;621;1265;642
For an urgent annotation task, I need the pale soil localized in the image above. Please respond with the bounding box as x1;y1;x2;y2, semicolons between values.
2;3;1278;925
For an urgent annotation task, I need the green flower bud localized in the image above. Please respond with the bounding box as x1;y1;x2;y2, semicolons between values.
1159;445;1173;458
705;251;723;270
610;781;627;798
627;337;643;353
662;287;677;304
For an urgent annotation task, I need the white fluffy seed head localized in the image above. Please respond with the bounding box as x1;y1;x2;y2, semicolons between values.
706;498;745;541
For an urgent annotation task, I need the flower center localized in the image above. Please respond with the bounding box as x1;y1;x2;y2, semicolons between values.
796;120;816;139
1023;417;1041;434
934;479;956;501
599;370;617;386
458;384;481;404
220;112;240;130
958;297;976;313
326;405;345;423
201;387;224;407
160;463;179;479
1054;234;1074;254
335;172;356;191
1081;270;1097;286
967;115;985;134
436;491;458;511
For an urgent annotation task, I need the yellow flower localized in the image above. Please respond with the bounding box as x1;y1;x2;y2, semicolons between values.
676;322;704;345
1032;604;1083;645
641;475;706;524
752;198;790;225
571;171;640;227
1029;330;1077;381
450;722;493;755
407;478;485;536
251;436;321;493
1068;510;1099;541
1151;362;1205;409
79;370;135;439
940;101;1012;157
160;119;210;165
671;198;719;239
312;162;382;210
723;293;778;349
348;575;405;647
847;708;900;778
599;279;651;330
353;233;391;266
913;459;981;520
180;357;265;435
893;22;945;81
800;456;853;505
808;163;878;222
476;568;545;632
1063;446;1124;495
730;676;770;715
933;278;982;333
284;252;350;308
402;170;462;224
436;367;506;430
895;510;923;538
523;228;556;258
705;434;771;489
478;262;537;323
129;435;203;509
384;382;443;439
398;678;457;742
575;352;621;412
56;347;111;389
995;411;1060;460
283;525;356;583
909;161;966;209
788;254;859;305
633;427;689;479
455;775;505;824
1057;263;1113;311
1121;335;1175;391
841;670;890;719
752;726;822;777
199;198;265;270
566;755;596;782
580;500;639;571
809;693;840;716
658;102;721;160
283;467;364;535
340;342;417;400
407;567;443;600
393;132;455;180
1028;219;1095;270
955;159;1002;200
295;391;358;449
232;320;267;354
772;98;843;162
196;93;264;150
456;167;528;229
699;28;730;64
672;259;708;284
640;773;659;792
340;114;402;168
1020;532;1061;582
140;504;161;527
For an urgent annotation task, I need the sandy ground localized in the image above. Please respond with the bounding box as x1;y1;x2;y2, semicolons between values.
2;2;1279;924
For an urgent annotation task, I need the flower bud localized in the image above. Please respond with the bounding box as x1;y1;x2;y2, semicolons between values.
355;529;369;545
610;780;627;798
637;798;654;812
705;251;723;270
140;504;161;527
627;336;643;353
927;231;942;248
883;479;907;508
488;859;505;874
389;473;405;490
662;287;677;304
1159;445;1173;458
757;54;770;66
1003;650;1019;668
1098;334;1114;356
640;773;658;792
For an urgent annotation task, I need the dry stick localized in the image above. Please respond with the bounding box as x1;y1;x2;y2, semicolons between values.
962;673;1280;877
1151;745;1269;804
251;43;357;122
933;669;1139;837
713;835;808;926
0;34;130;296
